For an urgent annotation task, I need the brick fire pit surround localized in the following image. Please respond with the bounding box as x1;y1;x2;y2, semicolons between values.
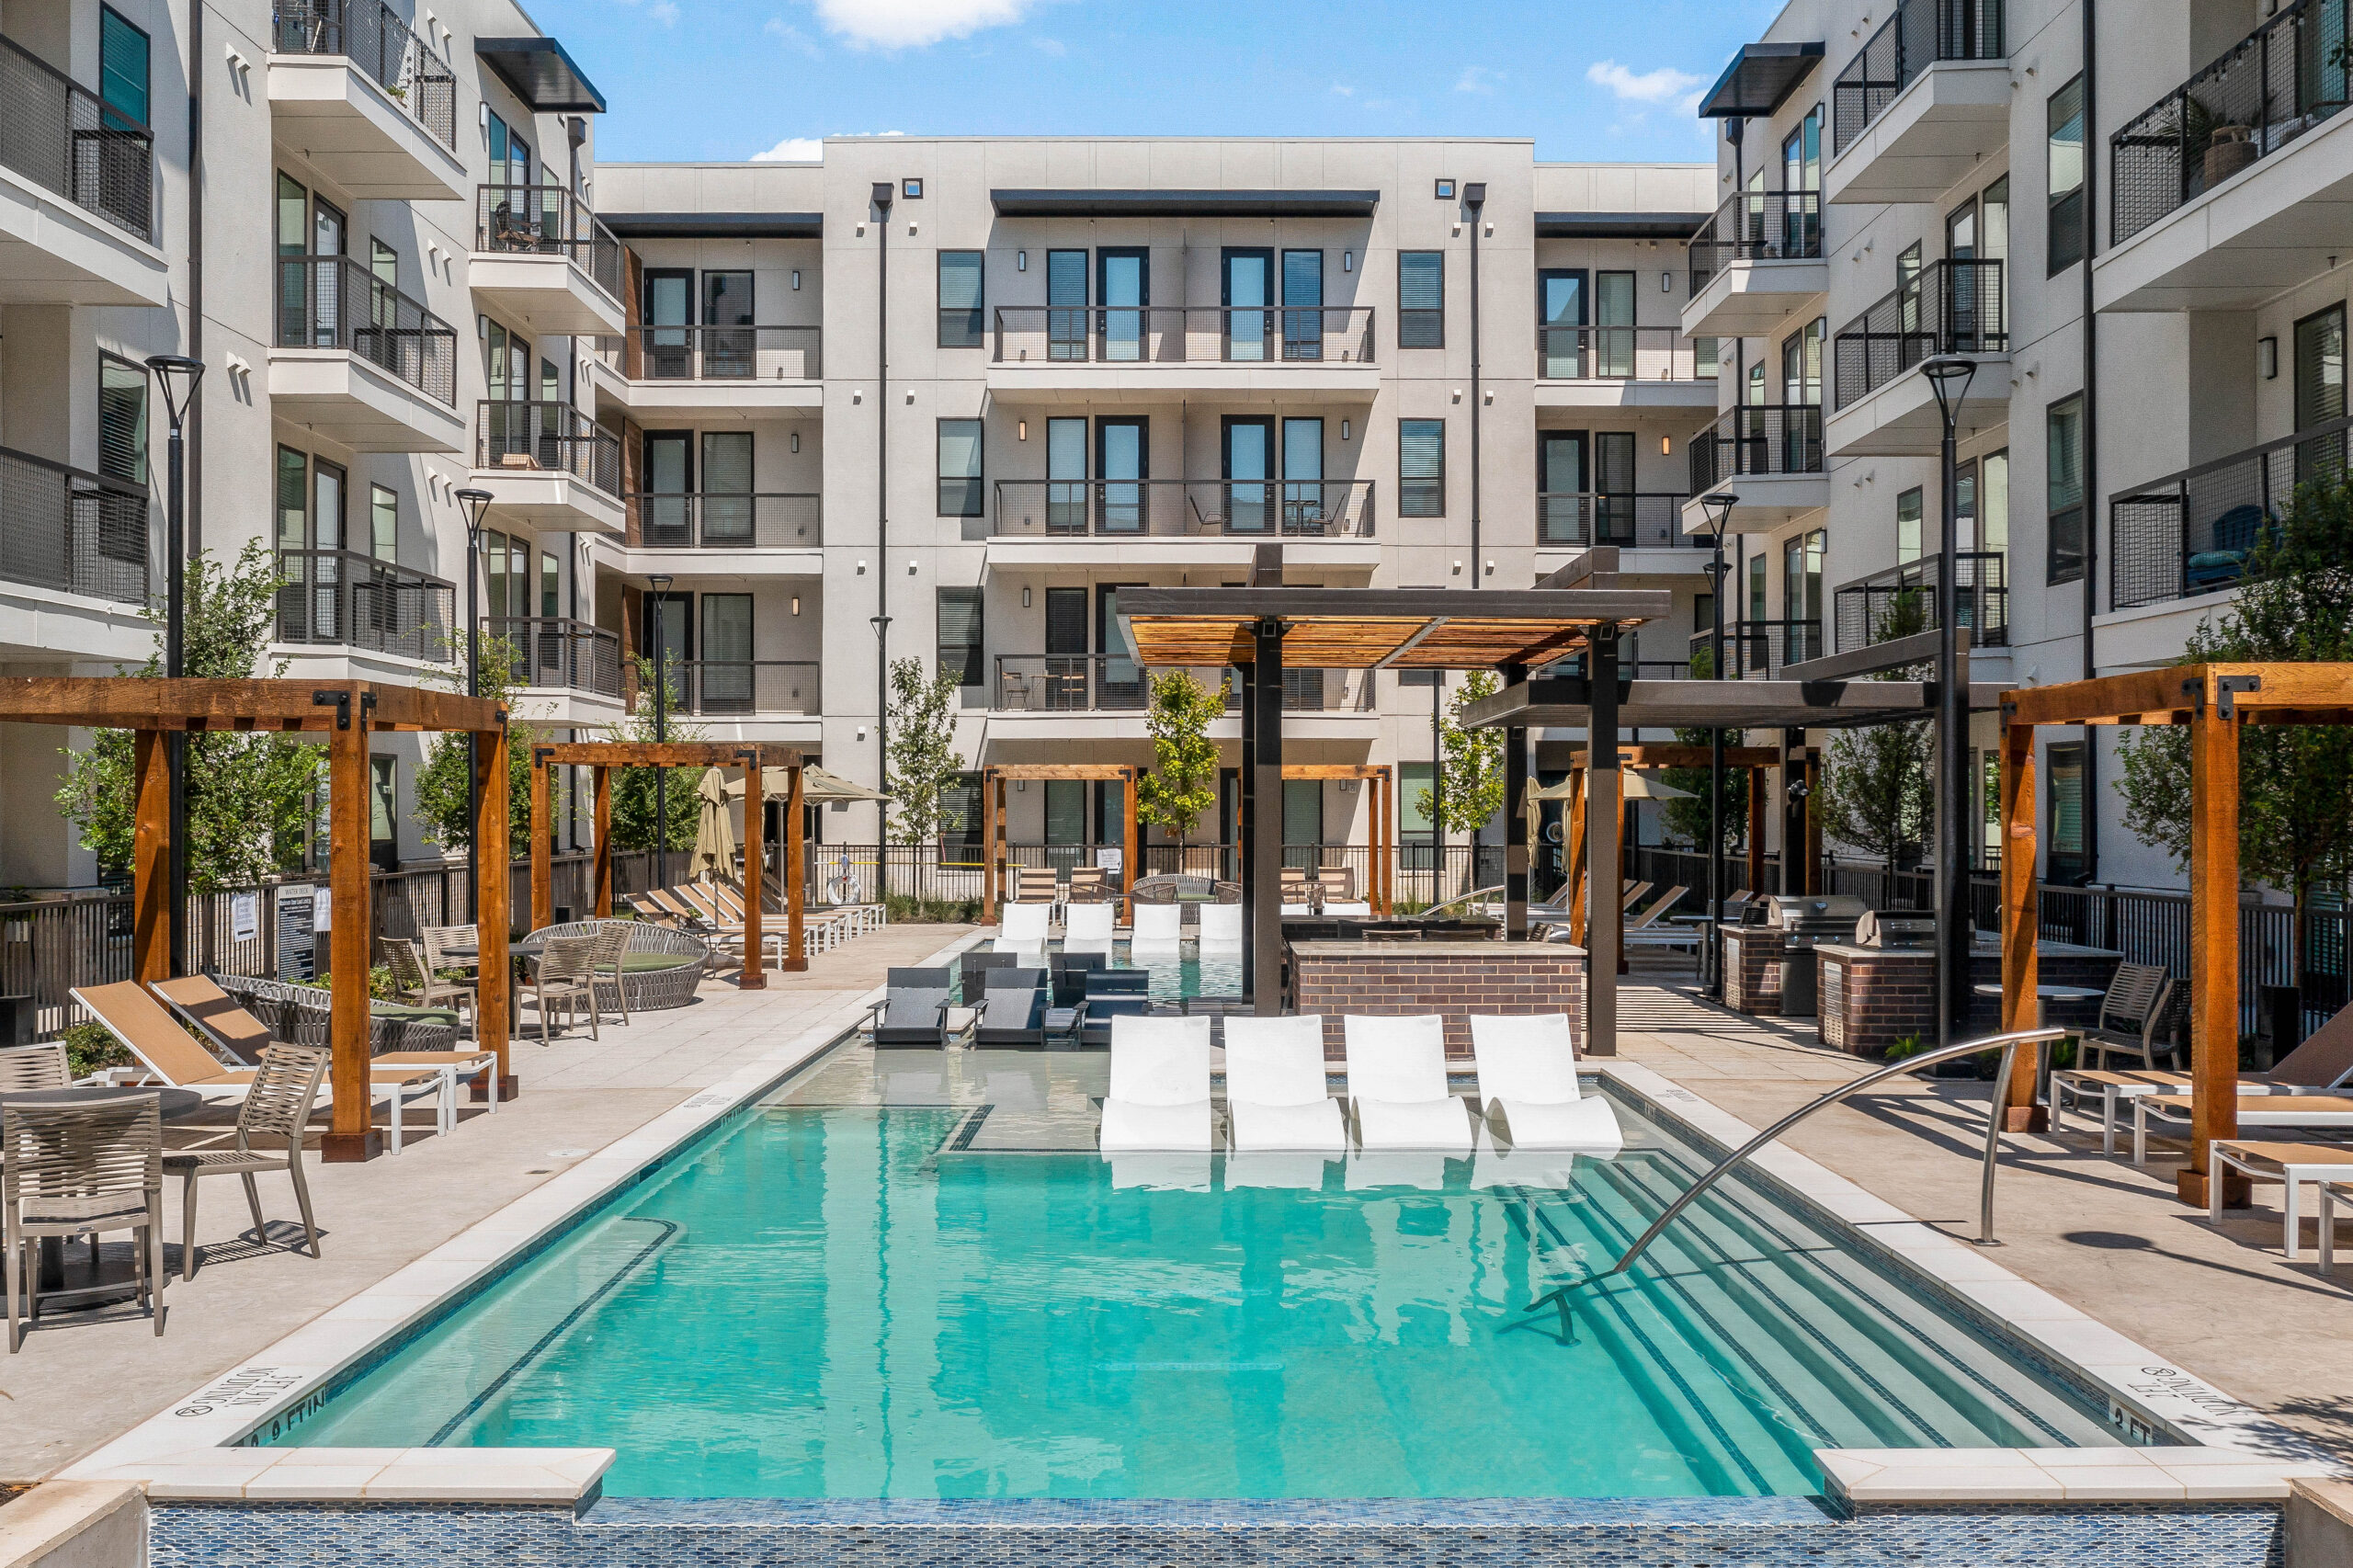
1287;939;1589;1057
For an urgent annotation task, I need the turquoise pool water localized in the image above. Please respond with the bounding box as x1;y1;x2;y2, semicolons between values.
955;938;1244;1005
267;1062;2125;1500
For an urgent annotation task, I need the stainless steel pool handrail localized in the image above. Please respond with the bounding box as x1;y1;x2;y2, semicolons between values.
1514;1025;2068;1330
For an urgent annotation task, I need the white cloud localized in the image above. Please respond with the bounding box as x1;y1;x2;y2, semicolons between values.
805;0;1034;49
1031;35;1065;54
1329;81;1354;97
753;136;824;161
764;16;822;52
1586;59;1707;115
1455;65;1502;94
648;2;678;22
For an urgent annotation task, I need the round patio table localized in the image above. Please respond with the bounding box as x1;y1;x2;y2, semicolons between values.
1973;982;2107;1026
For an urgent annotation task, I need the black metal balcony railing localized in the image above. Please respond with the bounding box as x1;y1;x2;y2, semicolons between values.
270;0;458;149
1536;492;1697;549
2108;413;2348;609
1832;258;2006;409
990;480;1377;539
475;402;621;496
627;493;821;549
1688;619;1825;679
275;549;454;661
990;307;1377;366
991;656;1370;714
1688;191;1822;295
474;185;623;301
1832;551;2010;653
0;34;152;242
642;661;818;717
613;324;821;381
1831;0;2006;156
484;617;620;697
275;256;457;405
1688;404;1826;492
2112;0;2350;245
1534;325;1714;381
0;445;147;604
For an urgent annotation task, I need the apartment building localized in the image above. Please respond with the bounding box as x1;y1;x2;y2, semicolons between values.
1690;0;2347;893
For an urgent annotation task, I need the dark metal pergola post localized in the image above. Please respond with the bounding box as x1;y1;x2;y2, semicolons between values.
1503;662;1528;939
1924;355;1978;1048
1238;658;1257;1000
1586;628;1621;1054
1700;492;1738;995
1250;617;1286;1015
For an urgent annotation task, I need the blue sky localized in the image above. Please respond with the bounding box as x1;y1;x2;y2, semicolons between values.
540;0;1780;166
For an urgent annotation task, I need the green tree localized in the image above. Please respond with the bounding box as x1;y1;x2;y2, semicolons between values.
1816;588;1933;877
608;657;704;853
56;540;320;891
1661;643;1748;851
1136;668;1226;846
413;630;543;853
884;656;966;846
2117;477;2353;977
1418;670;1504;890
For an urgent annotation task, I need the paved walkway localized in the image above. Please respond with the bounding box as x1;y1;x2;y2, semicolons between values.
0;923;971;1483
1615;981;2353;1460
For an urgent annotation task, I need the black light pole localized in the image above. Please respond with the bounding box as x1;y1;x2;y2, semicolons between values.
1701;491;1738;997
145;355;203;977
1922;354;1979;1050
454;487;494;923
648;573;673;891
1463;181;1486;587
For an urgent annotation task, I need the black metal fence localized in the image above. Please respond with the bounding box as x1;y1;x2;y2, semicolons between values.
476;401;622;496
1688;619;1824;677
1535;325;1713;381
1832;258;2006;408
991;307;1377;366
276;256;457;405
1537;492;1696;549
275;548;455;661
1688;404;1825;490
487;617;621;697
990;480;1377;539
474;185;623;301
652;660;819;717
0;444;148;605
2108;413;2345;608
1688;191;1821;295
270;0;458;149
0;32;151;241
1831;0;2006;155
2111;0;2348;245
1833;551;2009;652
614;324;822;381
627;493;821;550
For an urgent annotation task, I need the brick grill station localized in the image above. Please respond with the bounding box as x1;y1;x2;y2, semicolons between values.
1289;940;1590;1058
1817;941;2125;1058
1721;926;1785;1016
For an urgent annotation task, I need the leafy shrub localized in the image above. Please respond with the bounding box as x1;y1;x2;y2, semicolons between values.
61;1021;130;1079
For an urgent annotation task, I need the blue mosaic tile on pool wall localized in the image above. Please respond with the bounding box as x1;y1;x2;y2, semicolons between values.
149;1496;2286;1568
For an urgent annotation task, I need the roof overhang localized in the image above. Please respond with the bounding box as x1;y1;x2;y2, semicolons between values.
1535;211;1713;240
990;189;1379;219
601;212;822;240
1462;676;2006;732
1698;42;1825;119
1118;585;1670;670
475;37;607;114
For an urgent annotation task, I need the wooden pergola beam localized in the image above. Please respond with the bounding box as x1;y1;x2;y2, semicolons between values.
0;677;503;733
979;764;1141;903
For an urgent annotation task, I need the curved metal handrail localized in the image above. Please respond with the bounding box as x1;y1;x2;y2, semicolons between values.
1419;884;1505;920
1511;1025;2068;1334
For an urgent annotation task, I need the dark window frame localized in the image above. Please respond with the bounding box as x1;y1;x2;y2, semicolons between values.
2046;392;2086;586
937;416;984;517
937;250;984;348
97;350;149;487
1398;416;1445;518
1398;251;1445;348
2047;74;2086;276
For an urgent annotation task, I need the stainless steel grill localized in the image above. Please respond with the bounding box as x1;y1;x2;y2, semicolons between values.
1763;894;1870;943
1856;911;1938;949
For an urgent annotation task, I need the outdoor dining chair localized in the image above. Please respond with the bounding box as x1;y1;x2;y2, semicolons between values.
529;935;602;1043
163;1044;328;1280
4;1094;165;1350
387;937;476;1025
588;921;633;1026
0;1045;69;1094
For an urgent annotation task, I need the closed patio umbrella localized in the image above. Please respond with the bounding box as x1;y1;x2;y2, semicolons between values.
693;767;737;881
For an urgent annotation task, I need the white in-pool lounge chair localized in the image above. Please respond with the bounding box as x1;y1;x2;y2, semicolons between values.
1131;902;1183;949
1097;1014;1214;1152
1468;1013;1622;1151
993;901;1051;952
1342;1013;1472;1153
1063;901;1117;954
1199;903;1244;948
1223;1014;1346;1153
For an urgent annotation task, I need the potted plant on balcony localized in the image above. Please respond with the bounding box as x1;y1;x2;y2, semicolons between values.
2204;121;2258;186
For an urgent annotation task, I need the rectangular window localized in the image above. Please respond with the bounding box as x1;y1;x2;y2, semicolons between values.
99;6;149;126
2048;740;2087;884
276;447;308;551
1046;249;1087;360
1981;448;2010;558
1398;252;1444;348
941;773;983;851
1696;335;1718;379
1748;552;1767;621
1398;418;1444;517
938;251;983;348
1282;778;1324;846
937;586;983;687
97;355;148;485
540;549;560;616
937;417;983;517
1281;249;1324;361
1399;761;1435;869
1897;485;1924;562
2296;303;2347;483
2046;394;2086;585
2047;76;2085;275
1782;104;1822;191
483;527;508;620
371;484;399;562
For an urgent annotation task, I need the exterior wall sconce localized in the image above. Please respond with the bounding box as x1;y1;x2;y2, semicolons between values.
1343;251;1354;272
791;270;801;290
1022;586;1031;608
1660;435;1671;455
790;431;801;453
2260;336;2279;380
791;596;801;615
1341;419;1351;440
1017;420;1028;440
1662;270;1673;291
1017;250;1027;271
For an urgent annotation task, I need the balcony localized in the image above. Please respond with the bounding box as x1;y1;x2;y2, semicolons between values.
642;661;819;718
1682;404;1830;532
267;0;466;201
990;656;1368;719
595;324;822;415
1532;325;1717;409
1825;259;2009;457
0;35;167;306
2100;0;2353;312
471;401;624;533
1824;0;2008;205
626;493;822;551
986;479;1378;569
2107;416;2343;609
1535;493;1701;552
0;445;146;606
1681;191;1826;339
1688;619;1824;680
470;186;625;336
268;256;464;452
274;549;454;663
985;307;1379;403
484;617;620;698
1832;551;2009;653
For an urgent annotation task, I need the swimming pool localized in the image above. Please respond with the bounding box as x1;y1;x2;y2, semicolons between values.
961;938;1244;1004
260;1040;2132;1501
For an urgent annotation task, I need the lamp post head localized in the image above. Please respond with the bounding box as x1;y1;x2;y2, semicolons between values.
1920;354;1978;428
143;355;205;431
452;486;494;539
1700;491;1739;541
871;181;894;212
646;574;672;597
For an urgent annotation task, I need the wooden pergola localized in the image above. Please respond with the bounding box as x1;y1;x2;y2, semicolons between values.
1999;663;2353;1206
529;742;806;985
0;677;511;1163
981;764;1138;909
1284;763;1394;915
1558;744;1792;945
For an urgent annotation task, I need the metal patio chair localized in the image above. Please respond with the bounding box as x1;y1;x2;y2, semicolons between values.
163;1044;328;1279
